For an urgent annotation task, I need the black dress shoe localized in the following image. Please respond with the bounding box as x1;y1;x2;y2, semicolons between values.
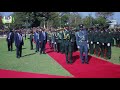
66;61;69;64
85;62;89;64
17;56;20;58
81;62;84;64
69;60;72;64
43;52;46;54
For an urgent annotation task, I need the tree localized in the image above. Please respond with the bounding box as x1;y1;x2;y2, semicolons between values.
10;12;83;29
95;12;114;19
83;15;95;28
0;13;3;29
95;16;109;28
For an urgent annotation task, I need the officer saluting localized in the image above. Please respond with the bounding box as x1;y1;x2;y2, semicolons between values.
75;24;89;64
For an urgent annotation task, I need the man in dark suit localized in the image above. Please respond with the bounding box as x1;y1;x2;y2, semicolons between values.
39;28;47;54
30;30;33;50
14;29;24;58
34;29;40;52
6;29;14;51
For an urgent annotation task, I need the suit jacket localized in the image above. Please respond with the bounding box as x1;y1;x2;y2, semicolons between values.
39;31;47;43
34;32;39;43
6;31;14;43
30;34;33;41
14;33;24;47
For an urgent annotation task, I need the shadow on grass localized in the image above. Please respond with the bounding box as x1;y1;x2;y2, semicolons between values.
12;48;27;51
22;52;36;57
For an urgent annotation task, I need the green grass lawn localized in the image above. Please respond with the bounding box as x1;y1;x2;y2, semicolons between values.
0;36;72;77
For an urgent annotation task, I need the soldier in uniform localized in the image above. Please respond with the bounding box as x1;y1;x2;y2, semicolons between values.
51;31;55;49
88;27;94;55
54;30;58;52
47;29;52;48
52;30;57;52
70;29;76;52
111;29;115;46
93;27;101;57
61;29;65;54
63;25;73;64
57;30;62;53
76;24;89;64
118;29;120;47
105;29;113;59
99;28;105;58
114;29;119;47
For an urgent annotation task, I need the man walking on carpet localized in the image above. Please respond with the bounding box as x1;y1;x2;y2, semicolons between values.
39;28;47;54
75;24;89;64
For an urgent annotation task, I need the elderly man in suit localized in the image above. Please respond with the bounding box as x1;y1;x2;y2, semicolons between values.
14;29;24;58
34;28;40;52
39;28;47;54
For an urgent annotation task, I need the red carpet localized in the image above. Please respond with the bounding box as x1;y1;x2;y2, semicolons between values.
46;43;120;78
0;69;72;78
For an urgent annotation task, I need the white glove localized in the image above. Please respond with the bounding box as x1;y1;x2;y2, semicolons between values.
97;42;99;44
87;44;89;49
77;46;80;49
91;41;93;44
87;40;88;43
102;43;104;45
107;43;110;46
54;42;56;44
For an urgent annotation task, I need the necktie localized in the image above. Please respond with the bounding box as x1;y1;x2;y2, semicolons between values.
37;33;39;39
18;33;22;42
8;33;11;39
43;32;45;40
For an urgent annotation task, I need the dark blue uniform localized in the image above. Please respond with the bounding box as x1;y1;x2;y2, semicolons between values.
76;29;88;64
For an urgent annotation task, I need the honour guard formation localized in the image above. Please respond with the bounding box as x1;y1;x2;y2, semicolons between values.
0;12;120;65
2;23;120;64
